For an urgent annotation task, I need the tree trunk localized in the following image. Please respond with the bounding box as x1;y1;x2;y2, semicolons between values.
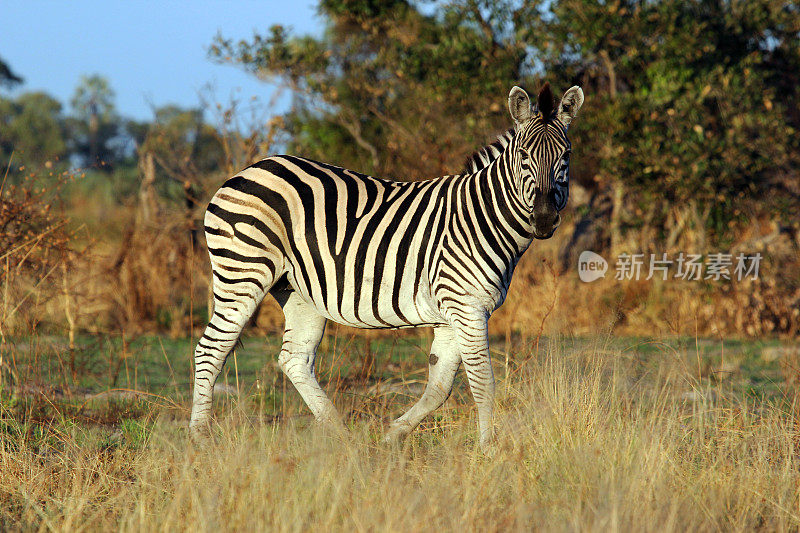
138;152;158;223
610;180;625;255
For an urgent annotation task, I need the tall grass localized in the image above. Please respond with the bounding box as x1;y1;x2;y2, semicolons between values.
2;341;798;531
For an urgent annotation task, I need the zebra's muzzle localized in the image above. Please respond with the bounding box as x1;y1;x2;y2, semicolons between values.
533;218;559;240
532;190;561;239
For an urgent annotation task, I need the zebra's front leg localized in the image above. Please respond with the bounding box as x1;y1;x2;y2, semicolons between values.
384;326;461;445
451;310;494;451
277;292;343;430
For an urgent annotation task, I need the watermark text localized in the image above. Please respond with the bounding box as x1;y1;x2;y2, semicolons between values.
578;251;762;283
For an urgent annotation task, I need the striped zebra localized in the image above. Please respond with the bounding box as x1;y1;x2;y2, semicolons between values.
189;83;584;449
462;127;514;174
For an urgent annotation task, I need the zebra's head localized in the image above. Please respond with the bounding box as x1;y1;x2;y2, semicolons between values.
508;83;584;240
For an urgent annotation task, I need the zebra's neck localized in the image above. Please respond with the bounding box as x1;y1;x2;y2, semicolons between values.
459;140;535;262
462;128;515;174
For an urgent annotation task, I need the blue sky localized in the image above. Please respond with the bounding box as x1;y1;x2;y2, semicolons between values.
1;1;322;121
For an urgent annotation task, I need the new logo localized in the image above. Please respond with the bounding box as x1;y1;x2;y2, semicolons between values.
578;251;607;282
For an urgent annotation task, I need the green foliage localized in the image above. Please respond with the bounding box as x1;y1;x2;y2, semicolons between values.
213;0;800;245
529;0;800;236
0;91;67;171
0;55;23;89
141;105;225;182
211;0;527;178
137;105;226;208
119;418;154;448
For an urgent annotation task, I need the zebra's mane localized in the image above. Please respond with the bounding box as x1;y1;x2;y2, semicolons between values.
461;128;516;174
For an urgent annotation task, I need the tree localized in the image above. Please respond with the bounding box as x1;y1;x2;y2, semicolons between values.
525;0;800;249
68;74;122;170
0;56;23;90
0;92;67;171
213;0;800;251
134;105;225;240
211;0;528;179
139;105;225;188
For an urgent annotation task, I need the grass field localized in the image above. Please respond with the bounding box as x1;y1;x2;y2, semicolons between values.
2;332;800;530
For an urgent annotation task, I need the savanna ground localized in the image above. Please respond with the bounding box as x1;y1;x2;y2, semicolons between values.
1;148;794;533
2;329;800;531
2;131;799;532
2;2;799;527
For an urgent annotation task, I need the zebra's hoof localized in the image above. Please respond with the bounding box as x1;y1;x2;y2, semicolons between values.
478;436;498;457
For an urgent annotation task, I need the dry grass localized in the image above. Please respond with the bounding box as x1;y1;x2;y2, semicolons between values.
2;166;799;531
2;341;799;532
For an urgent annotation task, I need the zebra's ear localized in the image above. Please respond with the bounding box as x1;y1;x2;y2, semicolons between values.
508;86;532;125
557;86;584;128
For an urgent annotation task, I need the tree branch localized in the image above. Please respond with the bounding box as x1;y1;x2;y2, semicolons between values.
598;50;617;100
336;115;380;171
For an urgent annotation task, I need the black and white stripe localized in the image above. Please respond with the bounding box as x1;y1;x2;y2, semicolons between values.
189;84;584;449
462;128;515;174
465;125;570;212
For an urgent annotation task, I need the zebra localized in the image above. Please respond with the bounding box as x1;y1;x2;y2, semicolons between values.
189;83;584;449
462;127;514;174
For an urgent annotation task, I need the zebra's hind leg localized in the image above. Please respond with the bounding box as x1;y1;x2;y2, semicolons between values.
384;326;461;445
275;290;342;429
189;275;270;438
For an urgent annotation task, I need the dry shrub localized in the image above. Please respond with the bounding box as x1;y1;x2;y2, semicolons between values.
105;214;207;335
5;155;796;340
0;173;76;336
486;213;800;340
17;195;793;341
725;235;800;337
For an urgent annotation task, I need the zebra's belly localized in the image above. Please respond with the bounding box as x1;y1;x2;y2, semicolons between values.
284;261;445;329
